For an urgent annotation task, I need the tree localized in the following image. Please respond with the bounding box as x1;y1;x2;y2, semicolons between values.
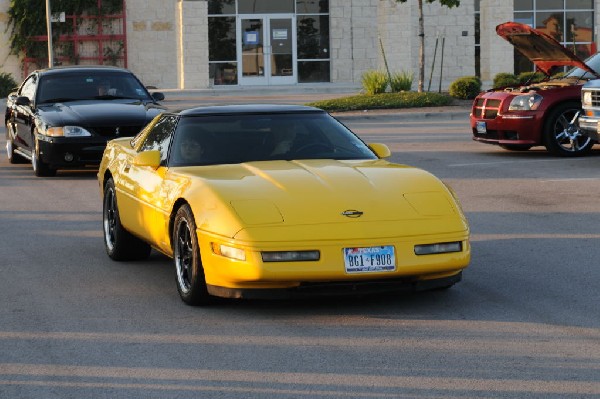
396;0;460;92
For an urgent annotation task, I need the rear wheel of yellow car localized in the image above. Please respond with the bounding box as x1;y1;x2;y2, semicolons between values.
173;204;210;306
102;178;151;261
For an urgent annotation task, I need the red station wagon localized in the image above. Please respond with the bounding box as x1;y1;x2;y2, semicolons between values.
470;22;600;157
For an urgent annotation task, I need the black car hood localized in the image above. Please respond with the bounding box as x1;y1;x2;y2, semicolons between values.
496;21;600;77
37;99;165;127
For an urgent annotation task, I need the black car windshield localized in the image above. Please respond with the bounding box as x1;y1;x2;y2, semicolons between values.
168;112;378;166
564;53;600;79
37;72;152;104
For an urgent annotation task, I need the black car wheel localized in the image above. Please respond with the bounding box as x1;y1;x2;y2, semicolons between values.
31;132;57;177
102;178;151;261
173;204;210;306
543;102;594;157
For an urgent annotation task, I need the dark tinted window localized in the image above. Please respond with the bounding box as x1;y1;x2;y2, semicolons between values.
168;112;377;167
238;0;294;13
37;71;152;104
208;0;236;14
140;115;178;163
209;17;236;61
296;0;328;13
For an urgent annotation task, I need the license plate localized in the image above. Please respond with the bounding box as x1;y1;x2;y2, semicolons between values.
343;246;396;273
476;121;487;134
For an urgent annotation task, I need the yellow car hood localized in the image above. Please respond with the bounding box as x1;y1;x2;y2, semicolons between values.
175;159;467;241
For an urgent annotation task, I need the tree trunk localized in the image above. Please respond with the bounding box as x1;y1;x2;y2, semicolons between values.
418;0;424;92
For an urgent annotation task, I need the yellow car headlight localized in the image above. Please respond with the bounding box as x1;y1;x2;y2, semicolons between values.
211;243;246;261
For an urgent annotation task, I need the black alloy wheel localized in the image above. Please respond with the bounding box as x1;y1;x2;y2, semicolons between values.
173;204;210;305
102;178;151;261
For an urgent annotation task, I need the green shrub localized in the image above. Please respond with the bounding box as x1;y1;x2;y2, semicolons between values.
0;72;18;98
306;91;453;112
448;76;482;100
361;70;388;95
517;71;546;84
389;70;413;92
551;71;566;79
493;72;520;88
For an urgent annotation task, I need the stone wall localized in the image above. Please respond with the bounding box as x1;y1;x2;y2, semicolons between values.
178;0;209;89
330;0;379;83
126;0;179;89
379;0;476;91
479;0;514;84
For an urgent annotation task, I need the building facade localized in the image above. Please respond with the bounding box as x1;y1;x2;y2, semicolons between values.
0;0;598;90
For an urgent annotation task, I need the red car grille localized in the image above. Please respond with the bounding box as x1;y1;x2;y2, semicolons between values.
473;98;501;119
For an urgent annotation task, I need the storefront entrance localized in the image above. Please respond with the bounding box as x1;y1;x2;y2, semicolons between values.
238;15;296;85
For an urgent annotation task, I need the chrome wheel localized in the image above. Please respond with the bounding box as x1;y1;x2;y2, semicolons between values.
553;111;591;153
545;104;594;157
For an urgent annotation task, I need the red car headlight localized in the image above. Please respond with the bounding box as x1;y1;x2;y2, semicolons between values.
508;93;543;111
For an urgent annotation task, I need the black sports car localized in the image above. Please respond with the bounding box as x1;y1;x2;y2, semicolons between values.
4;66;166;176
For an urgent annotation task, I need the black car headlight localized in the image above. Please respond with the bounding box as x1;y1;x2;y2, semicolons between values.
508;93;543;111
45;126;92;137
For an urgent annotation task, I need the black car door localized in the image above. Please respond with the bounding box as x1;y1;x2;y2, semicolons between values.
13;74;38;153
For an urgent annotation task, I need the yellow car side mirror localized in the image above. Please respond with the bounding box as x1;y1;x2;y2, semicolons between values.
132;150;161;168
368;143;391;158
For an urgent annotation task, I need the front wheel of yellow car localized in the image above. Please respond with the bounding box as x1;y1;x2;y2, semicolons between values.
103;178;151;261
173;204;211;306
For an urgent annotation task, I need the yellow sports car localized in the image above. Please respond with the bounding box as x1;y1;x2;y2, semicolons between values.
98;105;470;305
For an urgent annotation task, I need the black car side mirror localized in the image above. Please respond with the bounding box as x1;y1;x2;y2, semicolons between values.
16;96;31;106
151;92;165;101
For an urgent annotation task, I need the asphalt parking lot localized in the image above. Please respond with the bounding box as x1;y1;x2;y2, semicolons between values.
1;93;599;398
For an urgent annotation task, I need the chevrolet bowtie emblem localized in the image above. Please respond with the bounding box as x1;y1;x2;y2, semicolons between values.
341;210;363;218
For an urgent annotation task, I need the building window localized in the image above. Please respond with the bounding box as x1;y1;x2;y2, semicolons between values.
514;0;595;75
207;0;330;84
209;2;237;85
296;1;330;83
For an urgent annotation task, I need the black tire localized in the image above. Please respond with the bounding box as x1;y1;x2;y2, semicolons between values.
172;204;211;306
32;132;57;177
543;102;593;157
102;178;151;261
6;124;27;164
500;144;532;152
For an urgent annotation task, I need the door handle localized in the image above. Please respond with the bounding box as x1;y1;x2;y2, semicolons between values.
124;164;131;173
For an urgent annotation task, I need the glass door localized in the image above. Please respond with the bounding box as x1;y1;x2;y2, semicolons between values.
238;15;296;85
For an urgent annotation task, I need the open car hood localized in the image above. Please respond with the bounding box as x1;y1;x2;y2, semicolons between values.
496;21;600;77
